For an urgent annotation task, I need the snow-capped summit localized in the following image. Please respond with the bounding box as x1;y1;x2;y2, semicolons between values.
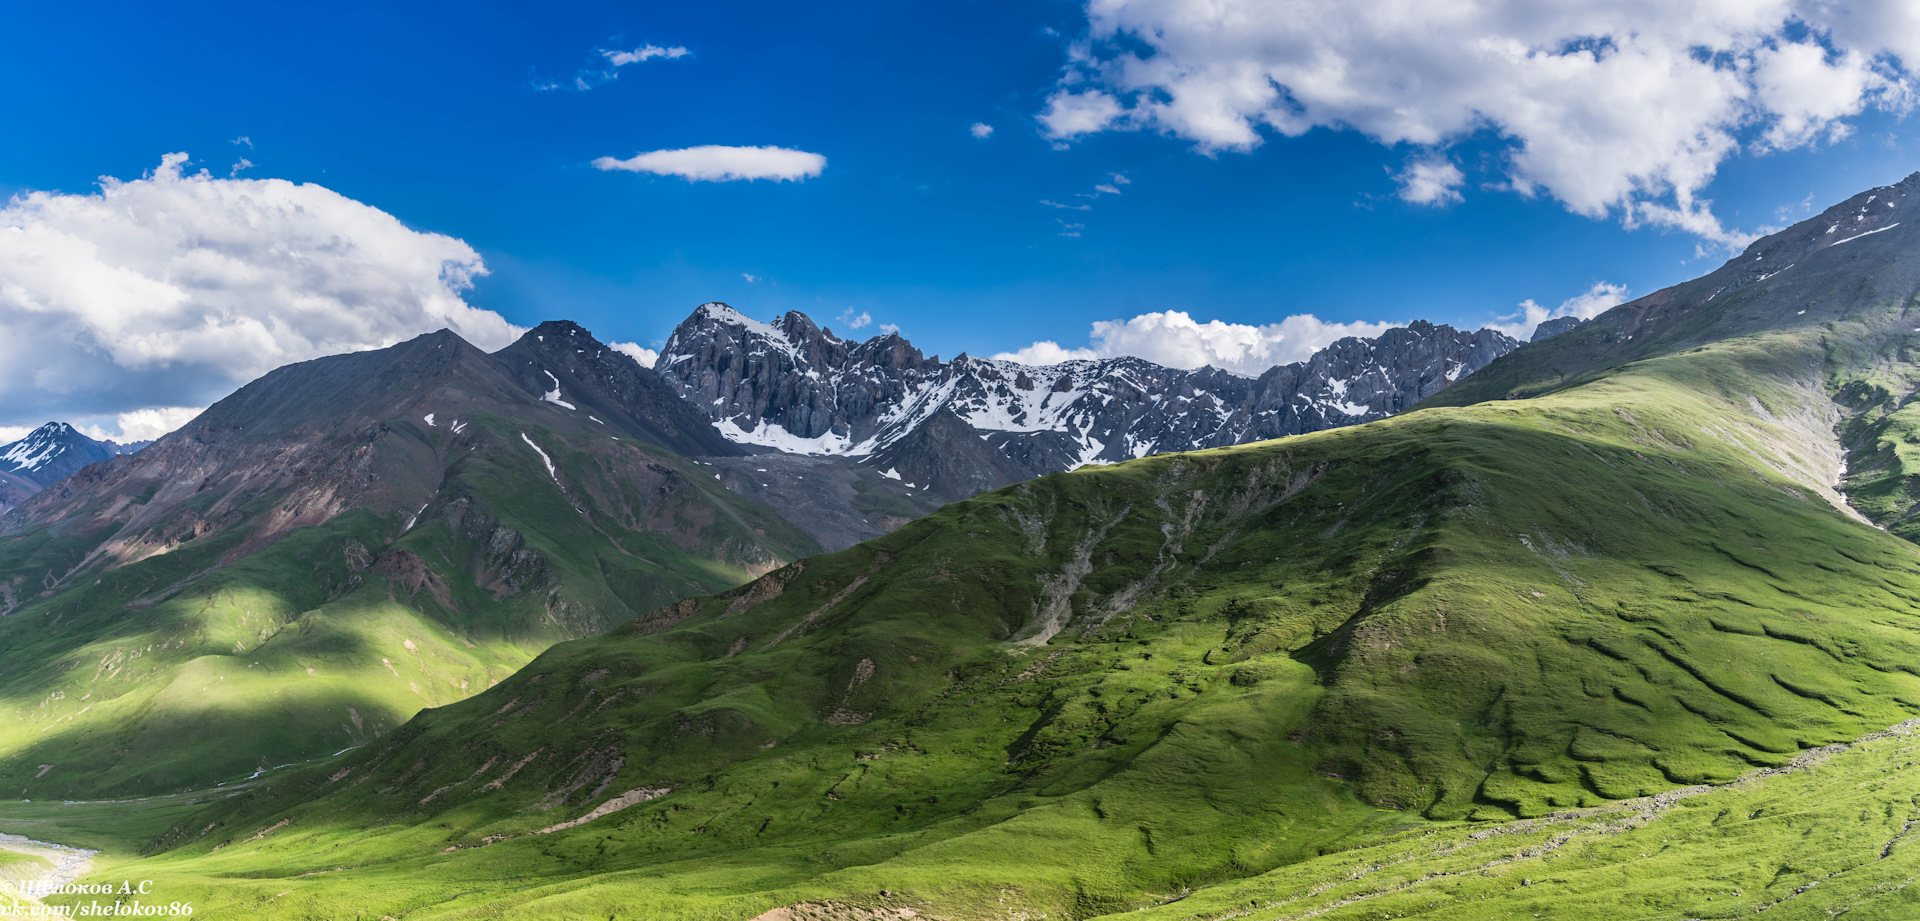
657;304;1518;500
0;422;146;487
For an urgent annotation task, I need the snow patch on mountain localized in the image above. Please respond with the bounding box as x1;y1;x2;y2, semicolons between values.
519;433;558;483
0;422;140;486
541;371;577;410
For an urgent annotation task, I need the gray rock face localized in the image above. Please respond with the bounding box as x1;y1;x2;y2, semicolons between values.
657;303;1518;500
492;320;747;458
1531;316;1590;342
0;470;36;517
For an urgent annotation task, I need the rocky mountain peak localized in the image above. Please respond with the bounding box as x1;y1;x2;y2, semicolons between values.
493;320;744;457
0;421;139;487
656;303;1519;500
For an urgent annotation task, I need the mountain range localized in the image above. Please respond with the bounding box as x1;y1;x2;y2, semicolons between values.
0;423;146;515
88;171;1920;921
658;303;1517;500
0;302;1508;801
9;175;1920;921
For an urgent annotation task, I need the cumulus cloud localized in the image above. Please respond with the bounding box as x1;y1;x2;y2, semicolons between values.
78;406;205;444
593;145;827;182
1488;281;1631;340
995;341;1100;365
1038;89;1125;139
1397;156;1465;206
971;122;995;139
880;323;901;335
1044;0;1920;247
994;310;1401;375
838;308;872;330
610;341;659;368
0;152;522;432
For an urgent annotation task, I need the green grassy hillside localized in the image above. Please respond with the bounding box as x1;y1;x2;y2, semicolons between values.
0;336;818;800
79;307;1920;918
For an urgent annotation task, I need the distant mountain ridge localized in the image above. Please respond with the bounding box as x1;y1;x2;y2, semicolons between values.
0;422;147;515
0;422;146;485
656;303;1518;498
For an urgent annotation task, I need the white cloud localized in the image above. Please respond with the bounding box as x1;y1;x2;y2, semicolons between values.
603;45;689;66
610;341;659;368
537;42;690;91
1397;156;1464;206
838;308;872;330
1057;219;1085;237
1044;0;1920;248
1038;89;1125;139
231;136;252;149
1488;281;1631;340
742;272;760;283
971;122;995;139
994;341;1101;365
0;425;32;444
593;145;827;182
880;323;901;335
229;157;254;178
1041;199;1092;210
77;406;204;443
994;310;1401;375
0;152;522;430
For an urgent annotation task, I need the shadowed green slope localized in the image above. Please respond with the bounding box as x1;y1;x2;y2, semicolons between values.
96;312;1920;919
0;334;817;799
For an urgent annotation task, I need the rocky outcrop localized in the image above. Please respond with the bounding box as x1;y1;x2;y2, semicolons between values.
1531;316;1590;341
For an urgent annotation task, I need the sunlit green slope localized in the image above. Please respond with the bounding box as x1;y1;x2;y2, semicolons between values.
0;331;815;798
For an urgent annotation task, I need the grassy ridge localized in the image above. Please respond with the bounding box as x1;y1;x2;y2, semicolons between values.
78;323;1920;919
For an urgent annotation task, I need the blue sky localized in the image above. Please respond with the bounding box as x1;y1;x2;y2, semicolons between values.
4;0;1920;439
